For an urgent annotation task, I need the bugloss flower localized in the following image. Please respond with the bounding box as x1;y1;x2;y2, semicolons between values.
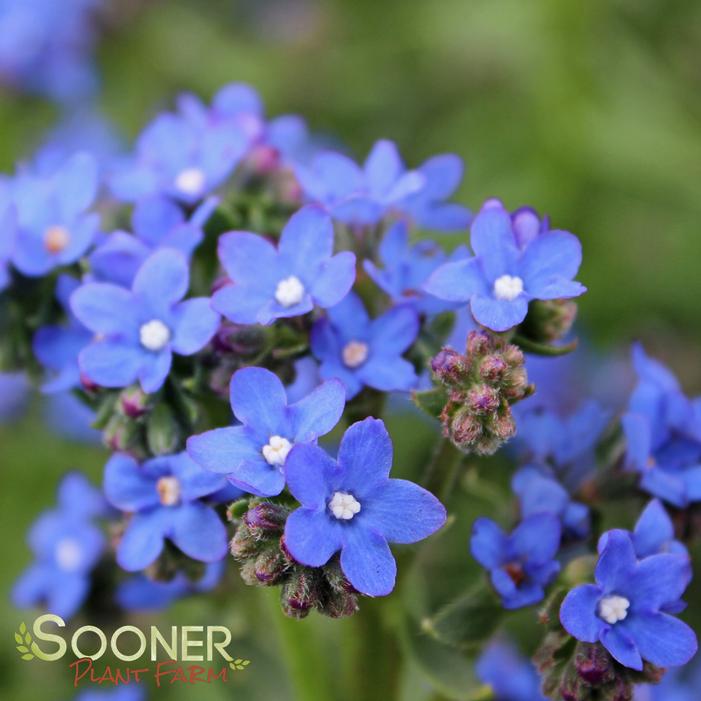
187;366;345;497
90;195;215;287
481;197;551;249
470;514;561;609
212;205;355;325
512;466;589;539
598;499;687;560
363;221;469;315
560;530;697;670
33;275;91;392
476;640;547;701
311;292;419;399
283;418;446;596
424;205;585;332
623;344;701;507
104;451;228;571
12;473;107;618
117;561;223;611
71;249;220;393
295;139;470;230
9;152;99;276
109;97;249;204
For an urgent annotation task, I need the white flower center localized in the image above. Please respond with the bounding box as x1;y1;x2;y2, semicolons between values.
44;225;71;254
275;275;305;307
139;319;171;352
342;340;369;368
156;476;181;506
598;595;630;625
55;538;83;571
262;435;292;467
174;167;206;197
329;492;361;520
493;274;524;301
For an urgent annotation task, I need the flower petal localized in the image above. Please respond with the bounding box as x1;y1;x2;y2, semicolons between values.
632;499;674;558
470;517;508;569
600;626;643;671
278;205;334;271
138;350;172;394
171;503;228;563
595;530;637;592
309;251;356;308
284;443;339;508
560;584;604;643
337;418;393;496
356;356;417;393
79;341;144;388
361;478;446;544
217;231;279;285
423;258;486;302
70;283;138;336
624;612;697;668
133;249;189;313
230;366;288;434
104;453;160;511
470;295;528;332
289;378;346;442
470;208;518;280
284;508;343;567
519;231;582;297
370;306;419;355
340;526;396;596
171;297;220;355
187;426;261;475
629;553;692;611
512;514;561;564
117;510;169;571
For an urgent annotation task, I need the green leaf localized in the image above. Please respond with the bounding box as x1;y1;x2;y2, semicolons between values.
412;387;447;419
511;334;578;356
422;580;504;652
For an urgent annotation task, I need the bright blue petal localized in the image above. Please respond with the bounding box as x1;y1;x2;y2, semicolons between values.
117;510;169;571
54;152;98;219
470;518;508;569
356;356;417;393
309;251;356;308
132;249;189;313
519;231;582;296
284;442;338;508
289;379;346;442
470;208;518;280
104;453;160;511
284;509;342;567
171;503;228;562
211;284;272;325
79;341;144;388
227;458;286;497
138;349;172;394
370;306;419;355
471;295;528;332
418;154;463;199
512;514;561;564
340;526;396;596
326;292;371;339
217;231;279;285
424;257;486;302
47;573;90;619
171;298;219;355
278;205;334;271
633;499;675;557
600;626;643;671
152;452;226;501
132;195;184;243
187;426;261;475
361;478;446;544
364;140;403;194
230;366;288;434
624;612;697;668
595;530;637;592
337;418;394;496
560;584;604;643
630;554;692;612
71;283;139;336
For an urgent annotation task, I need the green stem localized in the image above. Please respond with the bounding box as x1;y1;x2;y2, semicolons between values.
421;436;464;498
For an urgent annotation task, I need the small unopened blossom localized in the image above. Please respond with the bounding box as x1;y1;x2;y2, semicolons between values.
104;451;228;571
187;366;346;496
560;530;697;670
433;330;532;455
284;418;446;596
424;204;585;332
71;249;220;393
212;205;356;325
470;514;562;609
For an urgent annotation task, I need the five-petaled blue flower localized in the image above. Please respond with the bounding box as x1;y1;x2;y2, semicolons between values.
12;473;107;619
89;195;216;287
295;139;470;230
9;152;100;277
310;292;419;399
598;499;687;560
104;451;228;572
476;640;547;701
212;205;355;325
622;343;701;507
363;221;469;316
424;204;586;331
470;514;562;609
71;248;220;393
33;275;92;392
187;366;346;497
560;529;697;670
283;417;446;596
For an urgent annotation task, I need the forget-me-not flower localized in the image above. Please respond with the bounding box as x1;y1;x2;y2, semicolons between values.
187;366;346;497
283;417;446;596
212;205;355;325
71;248;220;393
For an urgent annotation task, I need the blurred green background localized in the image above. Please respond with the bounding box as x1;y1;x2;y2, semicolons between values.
1;0;701;698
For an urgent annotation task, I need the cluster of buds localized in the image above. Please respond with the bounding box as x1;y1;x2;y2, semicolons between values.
534;633;663;701
520;299;578;343
229;499;359;619
431;330;532;455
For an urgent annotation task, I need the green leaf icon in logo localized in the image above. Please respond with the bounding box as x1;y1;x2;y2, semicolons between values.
15;623;34;661
229;658;251;671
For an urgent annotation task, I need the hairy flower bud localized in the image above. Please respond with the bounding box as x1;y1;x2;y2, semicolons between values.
431;348;466;385
522;299;578;343
244;501;288;533
119;385;150;418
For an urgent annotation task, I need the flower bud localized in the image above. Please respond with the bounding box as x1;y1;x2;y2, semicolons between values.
243;501;288;533
119;385;150;418
254;548;288;584
431;348;466;385
574;643;615;686
280;570;316;619
466;384;500;415
522;299;578;343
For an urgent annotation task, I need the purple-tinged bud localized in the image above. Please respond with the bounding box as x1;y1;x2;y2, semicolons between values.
80;372;100;393
254;548;288;585
213;322;266;357
448;406;483;448
466;384;500;415
466;330;491;358
281;570;316;619
575;643;615;686
230;528;259;559
119;385;150;418
522;299;578;343
247;144;281;174
490;411;516;441
431;347;466;385
479;354;508;382
243;502;288;533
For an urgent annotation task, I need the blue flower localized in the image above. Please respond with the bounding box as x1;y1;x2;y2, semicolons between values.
43;390;100;444
481;198;551;249
476;640;547;701
311;292;419;399
283;417;446;596
295;140;470;229
104;451;228;571
89;195;215;287
9;152;99;276
33;275;92;392
117;561;224;611
560;530;697;670
512;466;589;539
424;205;586;332
623;344;701;507
74;684;145;701
470;514;562;609
635;659;701;701
71;248;220;393
212;205;355;325
598;499;687;560
12;473;107;619
187;366;346;497
109;96;249;204
363;221;469;315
